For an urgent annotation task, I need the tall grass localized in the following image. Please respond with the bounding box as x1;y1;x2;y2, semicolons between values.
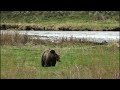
1;11;119;31
1;32;119;79
0;31;55;46
0;31;100;46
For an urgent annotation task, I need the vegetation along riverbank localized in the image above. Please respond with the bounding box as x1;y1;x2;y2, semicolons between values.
1;11;119;31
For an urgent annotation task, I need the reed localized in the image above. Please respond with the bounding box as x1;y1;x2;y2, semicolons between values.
0;31;100;46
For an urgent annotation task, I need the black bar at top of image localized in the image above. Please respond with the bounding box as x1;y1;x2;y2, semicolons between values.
0;0;120;11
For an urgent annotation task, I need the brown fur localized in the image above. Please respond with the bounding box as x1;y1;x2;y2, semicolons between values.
41;50;60;67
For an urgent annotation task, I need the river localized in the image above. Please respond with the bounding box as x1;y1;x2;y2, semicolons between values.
1;30;119;43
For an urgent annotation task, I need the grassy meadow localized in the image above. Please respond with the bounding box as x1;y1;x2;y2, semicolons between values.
1;11;119;31
1;32;119;79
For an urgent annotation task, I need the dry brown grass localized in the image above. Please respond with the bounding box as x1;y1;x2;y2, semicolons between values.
0;31;98;46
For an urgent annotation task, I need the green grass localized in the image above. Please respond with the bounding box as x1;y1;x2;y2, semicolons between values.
1;31;119;79
1;44;119;79
1;19;119;31
1;11;119;30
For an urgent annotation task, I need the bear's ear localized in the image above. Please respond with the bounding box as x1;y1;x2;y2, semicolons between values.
50;50;55;54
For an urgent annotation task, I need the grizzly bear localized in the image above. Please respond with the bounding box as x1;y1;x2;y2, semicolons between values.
41;50;60;67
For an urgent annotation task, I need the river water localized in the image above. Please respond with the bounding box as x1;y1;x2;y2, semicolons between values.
1;30;120;43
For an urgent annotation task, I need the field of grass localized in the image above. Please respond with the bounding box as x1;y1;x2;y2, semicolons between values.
1;32;119;79
1;11;119;31
1;44;119;79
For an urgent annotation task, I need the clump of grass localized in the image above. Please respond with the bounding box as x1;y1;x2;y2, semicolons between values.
0;31;30;46
107;41;120;48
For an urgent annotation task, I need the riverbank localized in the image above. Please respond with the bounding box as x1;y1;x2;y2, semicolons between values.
1;22;119;31
1;11;119;31
1;31;119;46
